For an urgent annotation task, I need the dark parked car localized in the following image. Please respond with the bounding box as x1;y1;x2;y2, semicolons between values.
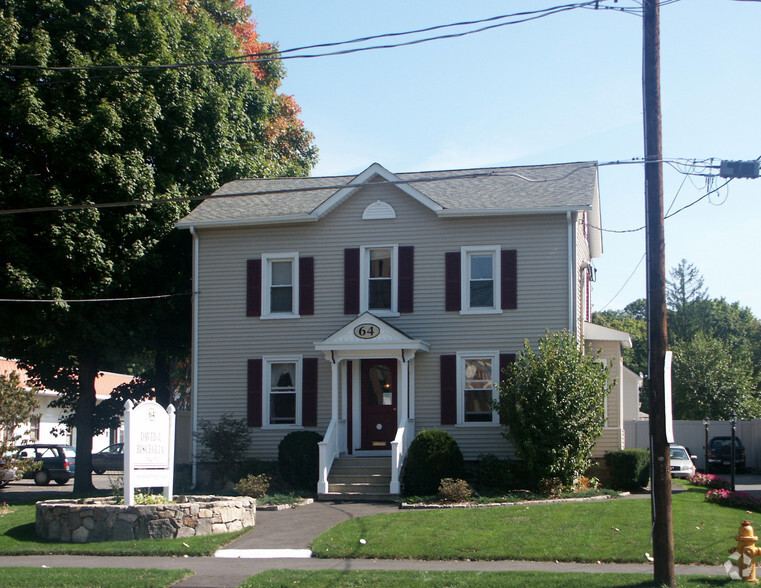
15;444;76;486
91;443;124;474
708;436;746;472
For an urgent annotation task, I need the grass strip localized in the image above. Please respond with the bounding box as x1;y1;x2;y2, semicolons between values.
311;485;742;564
0;505;246;556
0;567;191;587
240;569;729;587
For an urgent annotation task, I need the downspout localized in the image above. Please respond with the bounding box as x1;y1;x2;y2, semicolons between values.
189;226;200;488
567;212;576;332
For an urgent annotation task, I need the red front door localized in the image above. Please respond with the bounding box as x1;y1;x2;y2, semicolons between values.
360;358;397;450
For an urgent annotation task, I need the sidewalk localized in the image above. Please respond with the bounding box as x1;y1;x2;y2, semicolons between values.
0;500;726;587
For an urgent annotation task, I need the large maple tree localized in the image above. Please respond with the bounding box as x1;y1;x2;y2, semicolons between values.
0;0;316;492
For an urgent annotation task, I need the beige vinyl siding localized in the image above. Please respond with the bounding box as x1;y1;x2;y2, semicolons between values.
585;339;625;457
194;179;574;460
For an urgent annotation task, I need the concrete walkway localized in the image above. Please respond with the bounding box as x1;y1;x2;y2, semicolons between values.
0;500;727;587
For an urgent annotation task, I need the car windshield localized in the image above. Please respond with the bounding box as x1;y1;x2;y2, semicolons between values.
670;447;689;460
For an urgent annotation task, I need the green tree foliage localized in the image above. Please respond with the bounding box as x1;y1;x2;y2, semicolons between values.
496;331;611;487
0;371;39;474
594;261;761;419
672;332;757;420
0;0;316;492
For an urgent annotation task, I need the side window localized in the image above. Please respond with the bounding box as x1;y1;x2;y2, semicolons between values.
462;246;500;313
263;357;302;427
262;253;299;318
457;352;499;425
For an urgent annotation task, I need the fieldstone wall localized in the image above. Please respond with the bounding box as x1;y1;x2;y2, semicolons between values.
35;495;255;543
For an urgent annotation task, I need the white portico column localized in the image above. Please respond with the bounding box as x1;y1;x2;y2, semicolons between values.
331;359;339;421
399;352;410;422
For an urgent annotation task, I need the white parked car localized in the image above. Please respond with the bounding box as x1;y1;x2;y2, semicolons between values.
669;444;697;478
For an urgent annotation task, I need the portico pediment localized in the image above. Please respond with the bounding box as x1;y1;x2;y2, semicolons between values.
314;312;430;355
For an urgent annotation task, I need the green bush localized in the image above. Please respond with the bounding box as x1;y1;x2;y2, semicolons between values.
278;430;322;491
475;454;517;490
235;473;271;499
401;430;465;497
195;414;251;487
605;449;650;491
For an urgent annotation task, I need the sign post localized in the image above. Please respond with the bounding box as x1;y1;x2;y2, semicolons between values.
124;400;176;506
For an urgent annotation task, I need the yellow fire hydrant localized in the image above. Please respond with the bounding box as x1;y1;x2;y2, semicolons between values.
730;521;761;583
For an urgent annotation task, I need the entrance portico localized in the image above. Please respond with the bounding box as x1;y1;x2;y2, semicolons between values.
315;313;429;495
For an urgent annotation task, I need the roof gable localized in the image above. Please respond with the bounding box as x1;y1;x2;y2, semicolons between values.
314;312;430;352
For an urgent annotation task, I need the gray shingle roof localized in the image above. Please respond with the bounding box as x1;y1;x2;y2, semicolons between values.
176;161;598;227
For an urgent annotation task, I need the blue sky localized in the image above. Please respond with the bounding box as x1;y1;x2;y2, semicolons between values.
250;0;761;317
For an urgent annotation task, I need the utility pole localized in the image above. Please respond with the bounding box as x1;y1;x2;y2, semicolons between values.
643;1;675;586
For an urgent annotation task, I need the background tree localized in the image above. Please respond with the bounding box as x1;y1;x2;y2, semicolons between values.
0;371;39;477
671;332;757;420
0;0;316;492
667;259;708;343
496;330;611;487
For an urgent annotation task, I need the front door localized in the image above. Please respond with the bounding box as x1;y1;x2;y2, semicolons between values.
360;358;397;450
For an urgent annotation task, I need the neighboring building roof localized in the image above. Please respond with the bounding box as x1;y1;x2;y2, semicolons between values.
176;162;602;256
583;322;633;349
0;358;134;400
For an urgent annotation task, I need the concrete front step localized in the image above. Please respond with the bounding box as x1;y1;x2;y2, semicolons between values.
323;456;397;502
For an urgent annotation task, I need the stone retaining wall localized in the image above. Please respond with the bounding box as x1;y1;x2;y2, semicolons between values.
35;495;255;543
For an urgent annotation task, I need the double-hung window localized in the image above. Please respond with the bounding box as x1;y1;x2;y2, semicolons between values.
263;356;302;427
262;253;299;318
361;245;398;315
462;246;500;313
457;351;499;425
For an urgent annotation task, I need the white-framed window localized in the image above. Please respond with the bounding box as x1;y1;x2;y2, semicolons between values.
461;246;501;314
456;351;500;425
360;245;398;315
263;356;302;427
261;253;299;318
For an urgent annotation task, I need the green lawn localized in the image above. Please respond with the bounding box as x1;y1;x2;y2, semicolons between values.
0;504;246;556
0;567;191;587
241;570;731;587
311;484;743;564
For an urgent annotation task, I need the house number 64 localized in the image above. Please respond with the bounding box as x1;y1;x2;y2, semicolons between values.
354;324;379;339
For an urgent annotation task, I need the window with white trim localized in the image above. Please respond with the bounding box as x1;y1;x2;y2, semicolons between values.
360;245;397;315
457;351;499;425
461;246;500;313
263;356;302;427
262;253;299;318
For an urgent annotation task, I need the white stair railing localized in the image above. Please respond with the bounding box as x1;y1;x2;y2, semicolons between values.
390;419;413;494
318;418;340;494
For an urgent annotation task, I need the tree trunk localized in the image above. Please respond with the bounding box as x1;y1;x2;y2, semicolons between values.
153;349;172;408
73;356;98;493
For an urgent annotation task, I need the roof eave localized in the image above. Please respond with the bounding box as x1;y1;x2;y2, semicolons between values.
176;215;319;230
436;205;593;218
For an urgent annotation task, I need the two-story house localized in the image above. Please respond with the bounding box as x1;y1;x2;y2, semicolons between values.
177;161;631;498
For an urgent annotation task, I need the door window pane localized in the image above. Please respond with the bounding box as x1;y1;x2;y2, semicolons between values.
367;364;393;406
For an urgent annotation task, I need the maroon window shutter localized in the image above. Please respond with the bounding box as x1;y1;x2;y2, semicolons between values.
444;252;461;311
299;256;314;316
398;246;414;313
247;359;263;427
501;249;517;310
302;357;318;426
344;248;360;315
246;259;262;317
440;354;457;425
498;353;516;424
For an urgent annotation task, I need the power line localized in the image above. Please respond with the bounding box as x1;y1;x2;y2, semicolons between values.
0;293;190;304
0;1;637;74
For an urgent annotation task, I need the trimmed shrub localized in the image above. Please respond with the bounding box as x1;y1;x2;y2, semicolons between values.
235;473;271;499
278;430;322;491
605;449;650;491
439;478;473;502
475;453;518;490
401;430;465;496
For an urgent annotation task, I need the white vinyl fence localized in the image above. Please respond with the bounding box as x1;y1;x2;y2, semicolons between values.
625;419;761;472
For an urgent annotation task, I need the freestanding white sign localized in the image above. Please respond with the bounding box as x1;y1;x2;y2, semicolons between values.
124;400;176;506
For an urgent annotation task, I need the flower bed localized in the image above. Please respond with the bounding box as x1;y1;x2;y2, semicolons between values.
687;472;731;490
36;495;255;543
705;489;761;512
